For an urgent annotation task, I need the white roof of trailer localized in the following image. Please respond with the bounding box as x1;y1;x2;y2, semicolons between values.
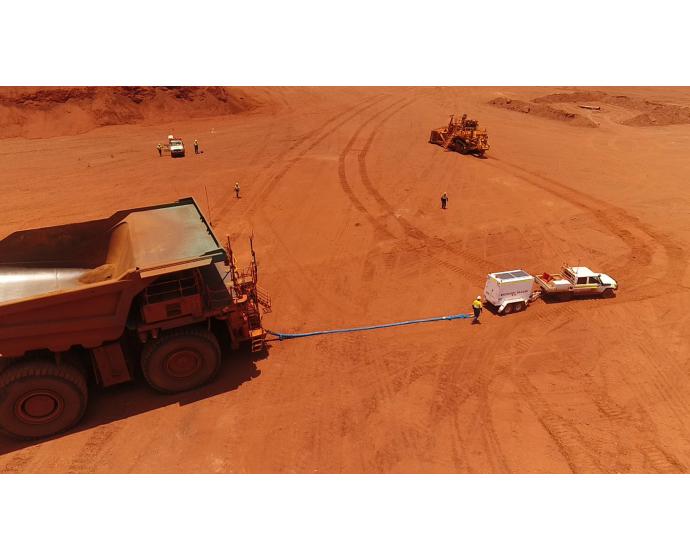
489;270;534;282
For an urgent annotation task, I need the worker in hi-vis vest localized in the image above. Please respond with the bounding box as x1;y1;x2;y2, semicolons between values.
472;295;483;323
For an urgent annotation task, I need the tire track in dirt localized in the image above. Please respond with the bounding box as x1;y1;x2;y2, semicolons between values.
341;337;455;472
355;105;499;285
318;96;417;319
66;424;123;473
475;378;512;472
250;94;385;219
207;98;386;323
329;95;511;471
447;298;626;473
505;362;605;473
492;299;689;473
331;97;515;471
624;332;690;439
335;97;412;241
287;333;393;472
214;94;385;221
330;97;495;306
246;97;395;320
420;316;516;472
486;158;654;268
349;128;685;472
0;449;34;473
488;303;604;473
486;157;687;293
500;306;601;472
474;157;689;471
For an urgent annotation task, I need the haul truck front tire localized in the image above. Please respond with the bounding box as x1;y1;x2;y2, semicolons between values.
141;328;221;393
0;360;88;440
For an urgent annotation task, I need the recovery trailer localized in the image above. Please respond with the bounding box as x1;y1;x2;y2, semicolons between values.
534;265;618;298
0;198;270;439
483;269;539;314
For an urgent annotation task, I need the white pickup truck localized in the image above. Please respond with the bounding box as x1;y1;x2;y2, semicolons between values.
534;265;618;298
168;137;186;158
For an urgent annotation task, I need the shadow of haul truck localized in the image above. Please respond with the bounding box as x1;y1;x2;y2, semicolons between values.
0;198;270;440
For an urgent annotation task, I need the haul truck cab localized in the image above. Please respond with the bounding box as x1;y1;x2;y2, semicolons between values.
0;198;269;440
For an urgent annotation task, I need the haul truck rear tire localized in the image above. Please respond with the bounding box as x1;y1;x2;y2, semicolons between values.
141;328;221;394
0;360;88;440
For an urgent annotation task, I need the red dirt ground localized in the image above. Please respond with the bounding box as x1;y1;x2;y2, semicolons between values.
1;86;689;473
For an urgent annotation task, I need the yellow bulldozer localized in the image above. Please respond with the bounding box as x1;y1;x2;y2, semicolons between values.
429;114;490;157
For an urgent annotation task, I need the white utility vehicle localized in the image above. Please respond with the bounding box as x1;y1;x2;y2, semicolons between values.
534;265;617;298
483;269;539;314
169;137;186;158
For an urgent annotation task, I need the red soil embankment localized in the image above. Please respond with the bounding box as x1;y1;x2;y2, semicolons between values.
532;90;690;127
0;86;256;139
488;96;598;127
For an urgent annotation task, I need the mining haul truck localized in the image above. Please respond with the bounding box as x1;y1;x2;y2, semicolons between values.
429;114;490;156
0;198;270;439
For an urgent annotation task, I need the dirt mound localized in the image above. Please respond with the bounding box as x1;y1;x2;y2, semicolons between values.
0;87;256;139
530;90;690;127
533;90;659;113
620;104;690;126
488;96;598;127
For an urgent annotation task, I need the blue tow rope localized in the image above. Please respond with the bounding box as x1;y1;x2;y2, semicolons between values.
267;312;474;341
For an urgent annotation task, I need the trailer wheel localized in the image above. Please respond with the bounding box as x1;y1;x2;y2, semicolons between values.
513;301;526;312
141;328;221;394
0;360;88;440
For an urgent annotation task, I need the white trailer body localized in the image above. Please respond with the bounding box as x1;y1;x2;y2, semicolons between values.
484;269;536;314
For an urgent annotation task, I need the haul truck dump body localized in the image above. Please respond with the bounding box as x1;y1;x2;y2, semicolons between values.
0;198;269;439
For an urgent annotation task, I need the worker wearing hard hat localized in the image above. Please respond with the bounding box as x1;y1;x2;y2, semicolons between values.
472;295;483;323
441;192;448;210
194;139;199;155
156;143;162;157
234;182;241;199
